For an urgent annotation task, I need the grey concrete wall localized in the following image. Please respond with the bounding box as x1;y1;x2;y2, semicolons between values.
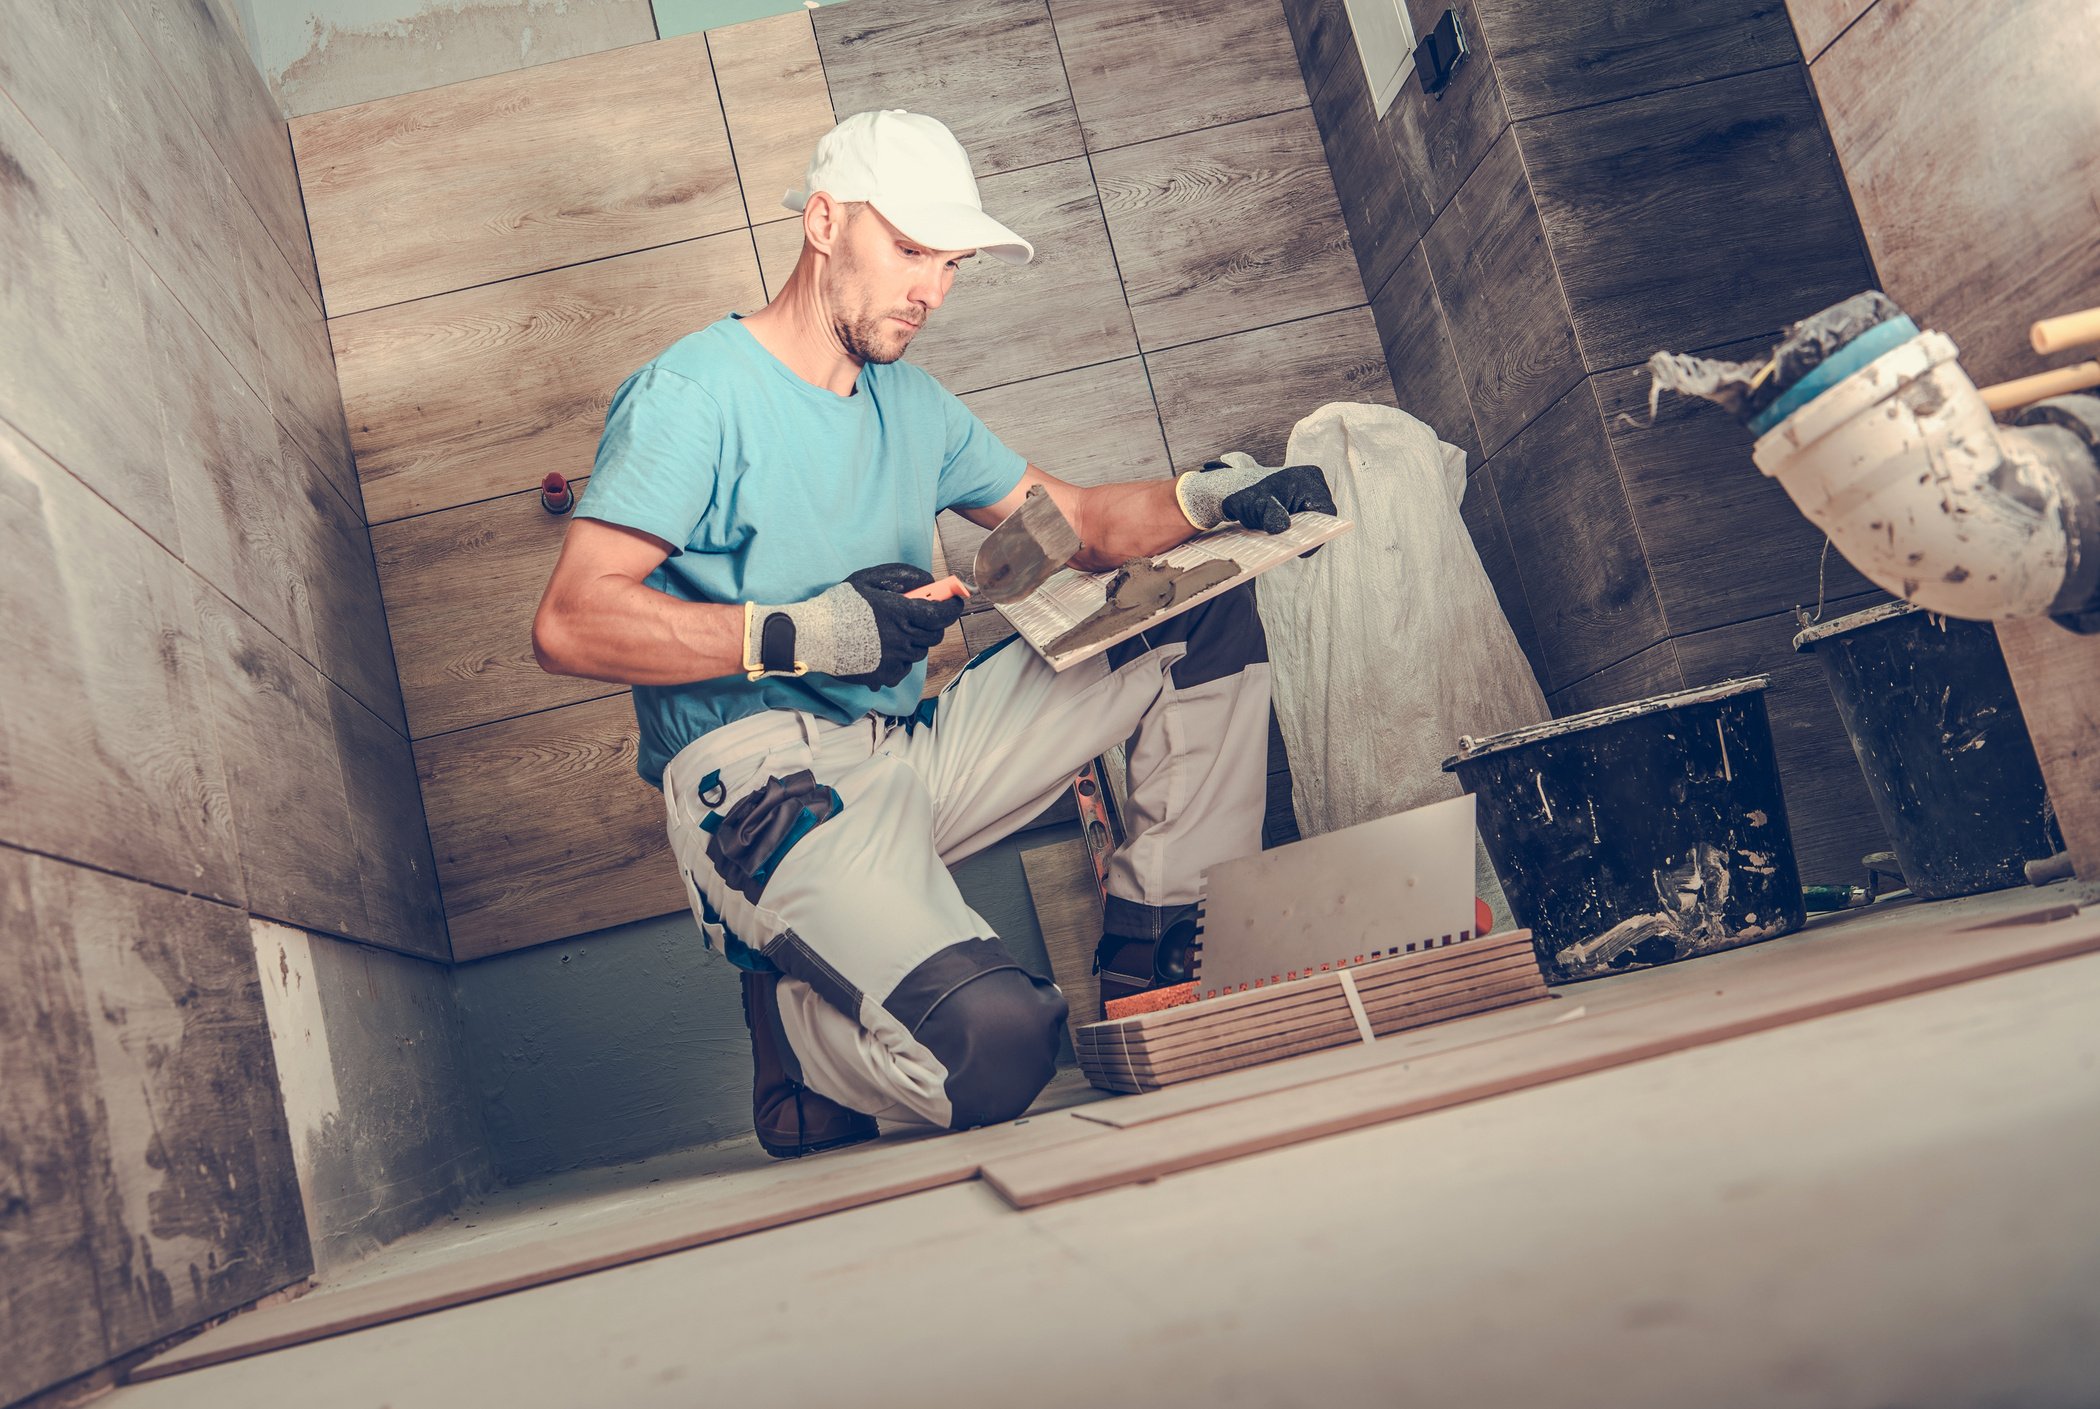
253;922;495;1274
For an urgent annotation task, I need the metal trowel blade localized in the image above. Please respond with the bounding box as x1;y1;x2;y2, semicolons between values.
971;485;1082;605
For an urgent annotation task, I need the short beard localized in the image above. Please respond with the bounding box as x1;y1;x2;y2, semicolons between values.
827;218;919;364
837;308;908;365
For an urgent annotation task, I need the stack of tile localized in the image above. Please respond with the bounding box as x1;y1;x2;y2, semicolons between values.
1076;931;1545;1093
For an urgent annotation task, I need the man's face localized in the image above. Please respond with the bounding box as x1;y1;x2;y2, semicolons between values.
822;204;975;365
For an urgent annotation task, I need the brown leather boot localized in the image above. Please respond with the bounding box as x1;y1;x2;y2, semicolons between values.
740;970;878;1159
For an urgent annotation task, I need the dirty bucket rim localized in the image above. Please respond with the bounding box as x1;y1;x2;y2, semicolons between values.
1791;597;1922;650
1443;675;1774;769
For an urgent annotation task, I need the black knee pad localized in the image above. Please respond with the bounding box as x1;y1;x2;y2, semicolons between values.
927;967;1066;1128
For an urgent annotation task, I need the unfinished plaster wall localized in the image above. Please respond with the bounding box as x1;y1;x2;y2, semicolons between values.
1291;0;1896;884
1788;0;2100;874
252;922;494;1273
0;1;458;1398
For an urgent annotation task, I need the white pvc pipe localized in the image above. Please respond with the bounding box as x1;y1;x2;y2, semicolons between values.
1750;331;2076;620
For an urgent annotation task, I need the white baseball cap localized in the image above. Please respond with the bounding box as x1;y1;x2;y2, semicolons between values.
785;110;1035;265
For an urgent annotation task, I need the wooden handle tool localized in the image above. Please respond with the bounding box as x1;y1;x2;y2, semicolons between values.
2031;307;2100;355
1979;360;2100;413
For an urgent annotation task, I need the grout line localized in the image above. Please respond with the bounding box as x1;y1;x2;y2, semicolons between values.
701;26;760;232
1410;241;1490;466
1021;1;1181;468
0;836;250;916
1805;1;1881;69
411;687;633;747
366;474;592;531
1134;300;1371;362
325;224;755;322
1079;100;1314;165
1502;59;1800;129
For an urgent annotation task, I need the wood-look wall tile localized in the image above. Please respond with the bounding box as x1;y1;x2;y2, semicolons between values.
1420;127;1582;457
1281;0;1351;99
418;694;684;960
1459;466;1546;688
1546;637;1685;716
373;491;624;739
1146;306;1397;472
291;33;742;317
1051;0;1307;152
0;848;114;1405
192;582;446;957
961;608;1020;656
938;358;1174;575
191;581;363;940
329;691;449;959
141;260;314;664
1787;0;1873;62
1096;109;1363;352
1310;36;1431;309
1811;0;2100;385
13;852;310;1360
753;217;805;301
271;1;658;119
334;231;764;524
0;97;177;539
106;27;267;397
1487;380;1665;691
1371;242;1483;467
708;11;836;226
1373;0;1508;221
904;158;1138;395
1475;0;1798;122
813;0;1084;178
1519;63;1872;373
1671;608;1890;884
1;426;242;905
285;425;409;737
111;0;322;311
241;226;360;512
1592;341;1881;634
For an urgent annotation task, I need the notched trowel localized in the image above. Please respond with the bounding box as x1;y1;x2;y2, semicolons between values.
970;485;1082;606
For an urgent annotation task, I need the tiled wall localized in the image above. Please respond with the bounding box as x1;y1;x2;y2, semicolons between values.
307;0;1390;961
1290;0;1896;882
0;0;448;1397
1789;0;2100;873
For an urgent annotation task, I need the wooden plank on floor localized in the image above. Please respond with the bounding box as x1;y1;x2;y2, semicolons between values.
291;31;742;317
335;231;764;525
981;896;2100;1207
128;1108;1105;1382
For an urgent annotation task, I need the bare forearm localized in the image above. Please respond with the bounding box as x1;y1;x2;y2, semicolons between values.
534;576;747;685
1067;478;1196;570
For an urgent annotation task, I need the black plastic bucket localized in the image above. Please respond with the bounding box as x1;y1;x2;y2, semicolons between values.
1793;601;2061;898
1443;677;1806;984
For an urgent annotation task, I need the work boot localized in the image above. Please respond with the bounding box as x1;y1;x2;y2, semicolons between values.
1093;911;1200;1006
740;970;877;1159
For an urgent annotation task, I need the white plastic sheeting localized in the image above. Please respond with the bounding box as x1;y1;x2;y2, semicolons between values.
1237;402;1549;925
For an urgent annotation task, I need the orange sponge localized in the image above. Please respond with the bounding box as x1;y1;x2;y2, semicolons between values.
1103;982;1196;1020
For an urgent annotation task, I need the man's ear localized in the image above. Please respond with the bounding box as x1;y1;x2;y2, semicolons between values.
803;191;849;257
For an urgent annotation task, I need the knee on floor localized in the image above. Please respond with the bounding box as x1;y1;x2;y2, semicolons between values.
921;967;1067;1130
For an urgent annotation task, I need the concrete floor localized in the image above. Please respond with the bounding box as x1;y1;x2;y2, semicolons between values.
112;926;2100;1408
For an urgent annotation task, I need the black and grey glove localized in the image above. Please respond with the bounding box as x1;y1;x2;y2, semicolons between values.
744;563;964;688
1175;453;1337;534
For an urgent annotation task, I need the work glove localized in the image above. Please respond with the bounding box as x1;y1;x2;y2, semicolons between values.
744;563;964;688
1174;453;1337;534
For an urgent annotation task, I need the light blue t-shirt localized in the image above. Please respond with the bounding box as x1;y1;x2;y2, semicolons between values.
575;315;1026;788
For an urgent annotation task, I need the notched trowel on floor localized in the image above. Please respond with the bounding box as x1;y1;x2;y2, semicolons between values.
970;484;1082;606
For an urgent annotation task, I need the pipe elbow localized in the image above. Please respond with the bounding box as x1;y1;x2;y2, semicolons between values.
1752;331;2099;621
